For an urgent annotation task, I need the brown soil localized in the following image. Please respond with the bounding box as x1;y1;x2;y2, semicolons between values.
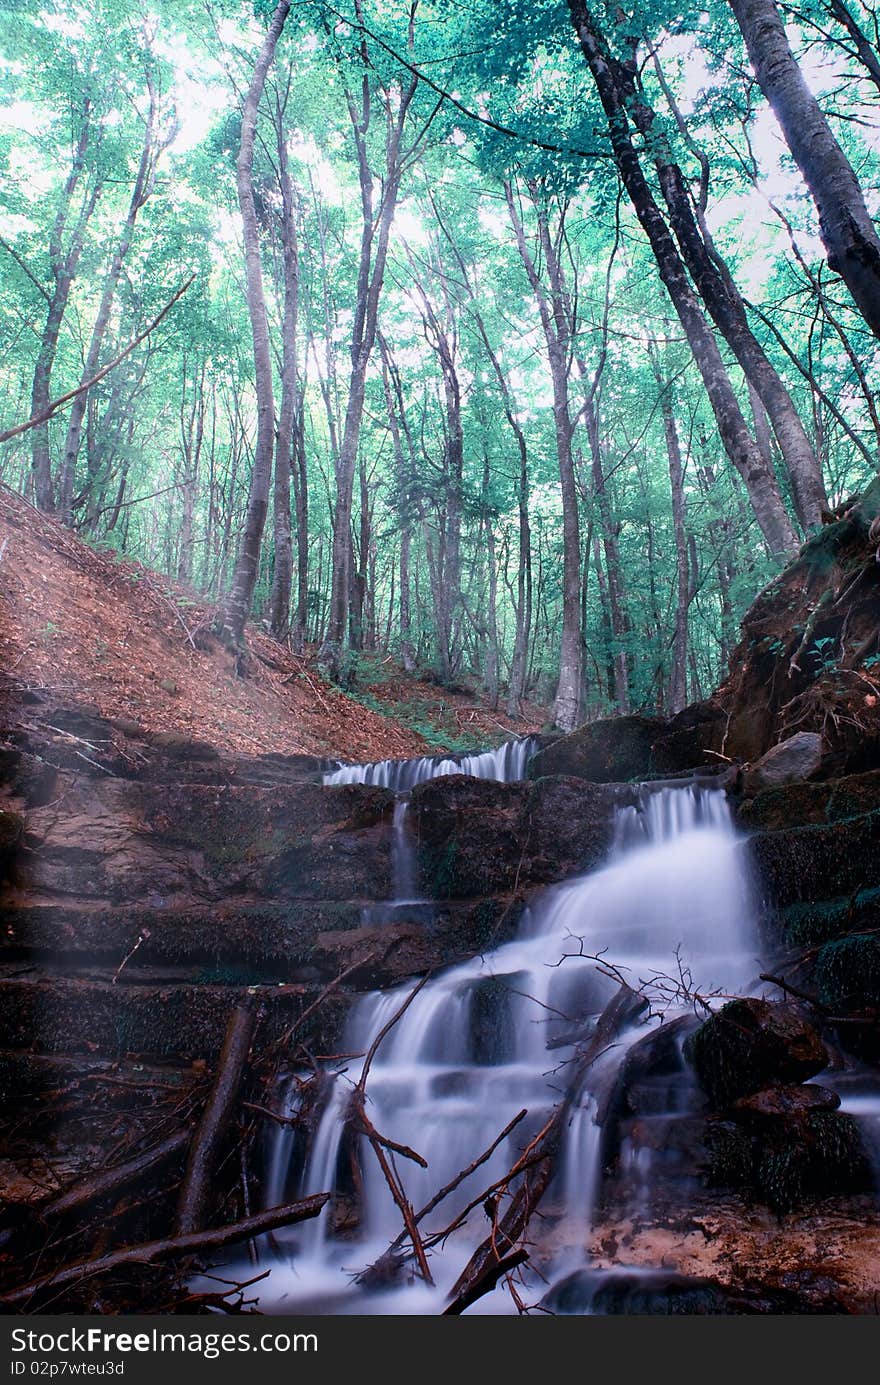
0;486;540;761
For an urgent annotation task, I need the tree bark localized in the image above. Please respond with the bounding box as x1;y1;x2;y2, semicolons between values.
58;75;166;524
30;99;101;512
640;54;826;529
730;0;880;338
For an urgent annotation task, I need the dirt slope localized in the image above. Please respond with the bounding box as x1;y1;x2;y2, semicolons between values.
0;486;539;760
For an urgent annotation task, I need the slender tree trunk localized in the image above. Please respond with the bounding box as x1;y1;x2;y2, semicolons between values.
59;79;166;523
319;62;418;675
31;101;100;512
582;401;630;712
653;365;690;713
379;338;416;673
633;56;826;528
651;152;826;528
222;0;291;647
506;183;582;731
269;101;299;642
730;0;880;337
291;398;309;651
566;0;798;557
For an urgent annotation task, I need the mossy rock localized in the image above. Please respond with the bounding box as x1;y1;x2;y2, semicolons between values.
705;1109;869;1212
755;1112;869;1213
815;933;880;1011
684;998;827;1109
780;890;880;949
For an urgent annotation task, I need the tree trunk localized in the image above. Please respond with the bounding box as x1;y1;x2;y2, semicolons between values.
269;102;299;642
730;0;880;338
506;182;582;732
31;100;100;512
221;0;291;647
654;366;690;714
319;67;418;676
566;0;798;558
58;78;165;524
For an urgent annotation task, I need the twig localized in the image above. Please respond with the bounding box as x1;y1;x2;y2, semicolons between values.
354;1099;433;1284
759;972;826;1009
355;974;430;1095
356;1108;528;1288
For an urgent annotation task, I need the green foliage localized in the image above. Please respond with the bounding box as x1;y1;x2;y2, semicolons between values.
0;0;877;728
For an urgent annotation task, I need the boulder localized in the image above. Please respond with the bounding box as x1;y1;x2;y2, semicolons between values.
684;998;828;1109
731;1084;840;1122
749;810;880;908
742;732;824;796
410;773;622;898
527;703;726;783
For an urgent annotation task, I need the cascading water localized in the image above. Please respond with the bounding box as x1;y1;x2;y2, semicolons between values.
252;771;761;1314
322;737;539;925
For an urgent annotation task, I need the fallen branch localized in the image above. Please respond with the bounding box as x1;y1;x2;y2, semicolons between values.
443;1248;529;1316
0;1195;329;1307
446;983;646;1310
0;276;196;445
41;1130;190;1220
355;974;430;1095
760;972;826;1009
354;1098;433;1284
176;1000;256;1236
356;1108;528;1288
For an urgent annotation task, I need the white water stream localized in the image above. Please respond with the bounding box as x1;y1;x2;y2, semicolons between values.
246;742;764;1313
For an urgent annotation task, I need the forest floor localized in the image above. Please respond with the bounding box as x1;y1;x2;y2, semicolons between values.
0;486;542;761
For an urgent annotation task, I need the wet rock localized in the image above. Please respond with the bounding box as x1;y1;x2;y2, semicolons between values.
0;808;23;885
541;1267;810;1315
684;998;828;1108
775;888;880;950
705;1103;870;1213
731;1084;840;1122
14;778;395;903
527;708;725;783
735;768;880;833
742;732;824;796
410;773;622;898
0;973;347;1062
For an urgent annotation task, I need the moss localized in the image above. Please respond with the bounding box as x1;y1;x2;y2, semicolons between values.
781;890;880;949
705;1120;753;1188
706;1111;869;1213
756;1113;868;1214
815;933;880;1011
426;839;460;897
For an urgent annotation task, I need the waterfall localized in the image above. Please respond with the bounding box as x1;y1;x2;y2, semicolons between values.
325;736;539;925
251;773;760;1314
321;737;539;791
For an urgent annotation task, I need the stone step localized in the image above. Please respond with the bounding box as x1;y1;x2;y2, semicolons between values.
0;894;524;982
0;973;348;1062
